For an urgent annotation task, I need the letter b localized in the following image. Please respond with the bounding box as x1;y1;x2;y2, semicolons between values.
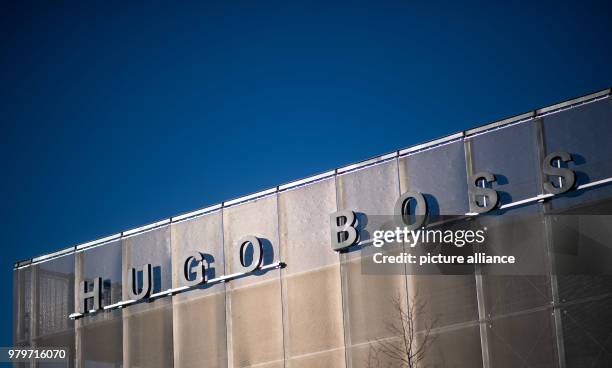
330;210;358;251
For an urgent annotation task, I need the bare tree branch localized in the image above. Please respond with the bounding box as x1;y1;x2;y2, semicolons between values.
366;290;439;368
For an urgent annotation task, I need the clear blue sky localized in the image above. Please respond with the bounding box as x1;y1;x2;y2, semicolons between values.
1;0;611;348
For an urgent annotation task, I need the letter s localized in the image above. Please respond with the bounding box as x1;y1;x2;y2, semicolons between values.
542;151;575;194
468;172;499;213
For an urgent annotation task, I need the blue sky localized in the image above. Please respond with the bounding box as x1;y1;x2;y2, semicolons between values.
1;0;611;348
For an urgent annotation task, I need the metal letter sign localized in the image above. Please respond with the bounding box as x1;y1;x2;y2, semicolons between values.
73;148;584;318
79;277;101;314
395;191;428;230
330;210;358;251
127;263;152;300
237;235;263;273
542;151;575;194
71;235;279;320
182;251;205;287
329;149;581;252
468;171;499;214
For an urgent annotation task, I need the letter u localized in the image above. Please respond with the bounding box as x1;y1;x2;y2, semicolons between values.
127;264;152;300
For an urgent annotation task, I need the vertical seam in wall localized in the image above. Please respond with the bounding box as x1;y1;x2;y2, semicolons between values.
13;271;20;347
170;224;179;368
74;252;83;368
335;172;351;368
537;117;566;368
276;190;289;367
394;156;411;326
121;238;130;368
464;138;492;368
15;271;21;346
221;207;233;368
31;265;38;368
219;210;230;368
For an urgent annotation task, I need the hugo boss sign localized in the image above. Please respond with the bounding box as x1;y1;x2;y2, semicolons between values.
74;150;575;319
74;235;274;318
329;151;576;251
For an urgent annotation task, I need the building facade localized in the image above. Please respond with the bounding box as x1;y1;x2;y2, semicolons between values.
13;88;612;367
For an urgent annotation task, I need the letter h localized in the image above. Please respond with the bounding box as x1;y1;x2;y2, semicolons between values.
80;277;102;314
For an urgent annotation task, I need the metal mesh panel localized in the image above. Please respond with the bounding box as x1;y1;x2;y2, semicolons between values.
474;206;553;317
223;195;284;367
171;211;227;368
408;275;478;330
420;325;483;368
78;240;124;367
278;178;345;365
31;254;75;368
561;296;612;367
36;258;74;337
487;310;558;368
122;226;173;368
336;160;400;246
336;160;411;368
398;140;469;216
13;267;32;344
543;97;612;209
469;119;542;204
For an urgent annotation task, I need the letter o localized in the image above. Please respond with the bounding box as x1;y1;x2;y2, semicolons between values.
237;235;264;273
394;191;428;230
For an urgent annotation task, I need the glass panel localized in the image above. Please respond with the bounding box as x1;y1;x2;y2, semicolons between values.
278;178;345;365
543;97;612;209
78;240;123;367
408;275;478;329
420;325;483;368
171;211;227;368
354;325;483;368
350;337;404;368
336;159;410;367
336;160;400;245
13;266;32;344
477;206;548;273
468;119;542;204
550;199;612;302
557;275;612;304
483;274;551;317
398;140;469;216
279;178;340;275
551;214;612;275
401;218;479;329
32;254;76;368
562;296;612;367
285;349;346;368
122;226;173;368
476;206;552;316
223;195;283;367
488;309;558;368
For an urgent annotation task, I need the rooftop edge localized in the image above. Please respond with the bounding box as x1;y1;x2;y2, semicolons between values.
13;87;612;269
